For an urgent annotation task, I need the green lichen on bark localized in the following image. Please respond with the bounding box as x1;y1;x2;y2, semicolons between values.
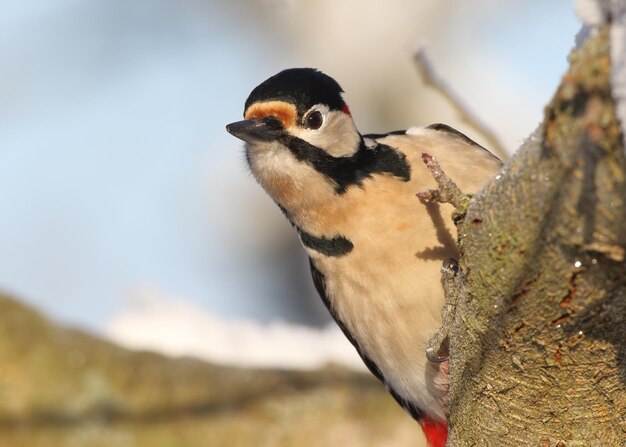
447;26;626;446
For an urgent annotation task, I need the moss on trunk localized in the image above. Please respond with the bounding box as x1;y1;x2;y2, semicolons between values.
448;26;626;446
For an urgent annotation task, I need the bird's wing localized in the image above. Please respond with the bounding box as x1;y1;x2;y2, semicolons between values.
369;125;503;194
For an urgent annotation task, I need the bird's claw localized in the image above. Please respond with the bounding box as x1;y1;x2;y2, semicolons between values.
426;336;449;363
425;258;459;364
442;258;459;275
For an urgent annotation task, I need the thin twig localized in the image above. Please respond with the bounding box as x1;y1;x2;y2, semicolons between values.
413;47;509;160
417;153;471;213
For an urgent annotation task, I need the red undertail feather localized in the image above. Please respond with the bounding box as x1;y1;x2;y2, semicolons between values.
419;418;448;447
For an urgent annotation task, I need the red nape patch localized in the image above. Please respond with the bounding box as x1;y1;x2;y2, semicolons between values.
420;418;448;447
341;104;351;116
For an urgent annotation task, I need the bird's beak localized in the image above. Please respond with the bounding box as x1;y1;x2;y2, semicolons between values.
226;118;283;143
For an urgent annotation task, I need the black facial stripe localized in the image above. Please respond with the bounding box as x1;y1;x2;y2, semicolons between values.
281;136;411;194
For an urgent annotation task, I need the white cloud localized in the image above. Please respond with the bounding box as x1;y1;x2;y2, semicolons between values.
104;287;366;371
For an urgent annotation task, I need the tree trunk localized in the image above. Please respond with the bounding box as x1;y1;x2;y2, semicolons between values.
446;21;626;447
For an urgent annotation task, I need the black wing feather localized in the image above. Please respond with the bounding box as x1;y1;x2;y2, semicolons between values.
426;123;501;162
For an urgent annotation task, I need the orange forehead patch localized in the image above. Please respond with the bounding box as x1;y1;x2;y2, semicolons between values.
244;101;297;128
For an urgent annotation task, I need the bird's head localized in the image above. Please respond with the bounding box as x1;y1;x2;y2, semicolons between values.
226;68;361;211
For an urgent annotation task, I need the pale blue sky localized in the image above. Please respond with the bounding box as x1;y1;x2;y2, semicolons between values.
0;1;579;334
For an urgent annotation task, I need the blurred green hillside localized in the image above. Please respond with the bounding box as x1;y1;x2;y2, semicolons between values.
0;294;425;446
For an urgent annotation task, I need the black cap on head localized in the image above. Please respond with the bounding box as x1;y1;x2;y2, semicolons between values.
244;68;346;116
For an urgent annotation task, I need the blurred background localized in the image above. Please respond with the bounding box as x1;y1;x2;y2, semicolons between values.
0;1;579;446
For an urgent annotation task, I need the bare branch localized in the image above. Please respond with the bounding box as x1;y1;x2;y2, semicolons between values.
416;152;471;214
413;47;509;160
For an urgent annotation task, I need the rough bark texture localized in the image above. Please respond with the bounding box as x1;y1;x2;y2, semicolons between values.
447;26;626;446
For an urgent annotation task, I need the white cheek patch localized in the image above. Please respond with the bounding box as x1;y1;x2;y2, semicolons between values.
246;141;301;179
291;109;361;158
245;140;337;206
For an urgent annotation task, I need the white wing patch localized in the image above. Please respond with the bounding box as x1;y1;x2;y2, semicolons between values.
406;126;430;136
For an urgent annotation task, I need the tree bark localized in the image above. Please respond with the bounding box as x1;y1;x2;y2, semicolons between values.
447;24;626;446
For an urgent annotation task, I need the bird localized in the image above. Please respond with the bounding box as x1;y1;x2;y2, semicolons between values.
226;68;502;447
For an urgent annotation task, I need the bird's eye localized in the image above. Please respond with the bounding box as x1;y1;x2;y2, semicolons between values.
304;110;323;130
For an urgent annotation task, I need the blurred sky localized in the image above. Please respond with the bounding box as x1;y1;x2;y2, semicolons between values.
0;0;579;367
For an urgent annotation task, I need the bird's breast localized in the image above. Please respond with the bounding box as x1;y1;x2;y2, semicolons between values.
297;174;455;420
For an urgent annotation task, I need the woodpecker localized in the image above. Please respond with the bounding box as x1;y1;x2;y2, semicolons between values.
226;68;502;447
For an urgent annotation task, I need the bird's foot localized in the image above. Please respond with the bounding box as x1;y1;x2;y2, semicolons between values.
426;258;460;363
426;336;449;363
